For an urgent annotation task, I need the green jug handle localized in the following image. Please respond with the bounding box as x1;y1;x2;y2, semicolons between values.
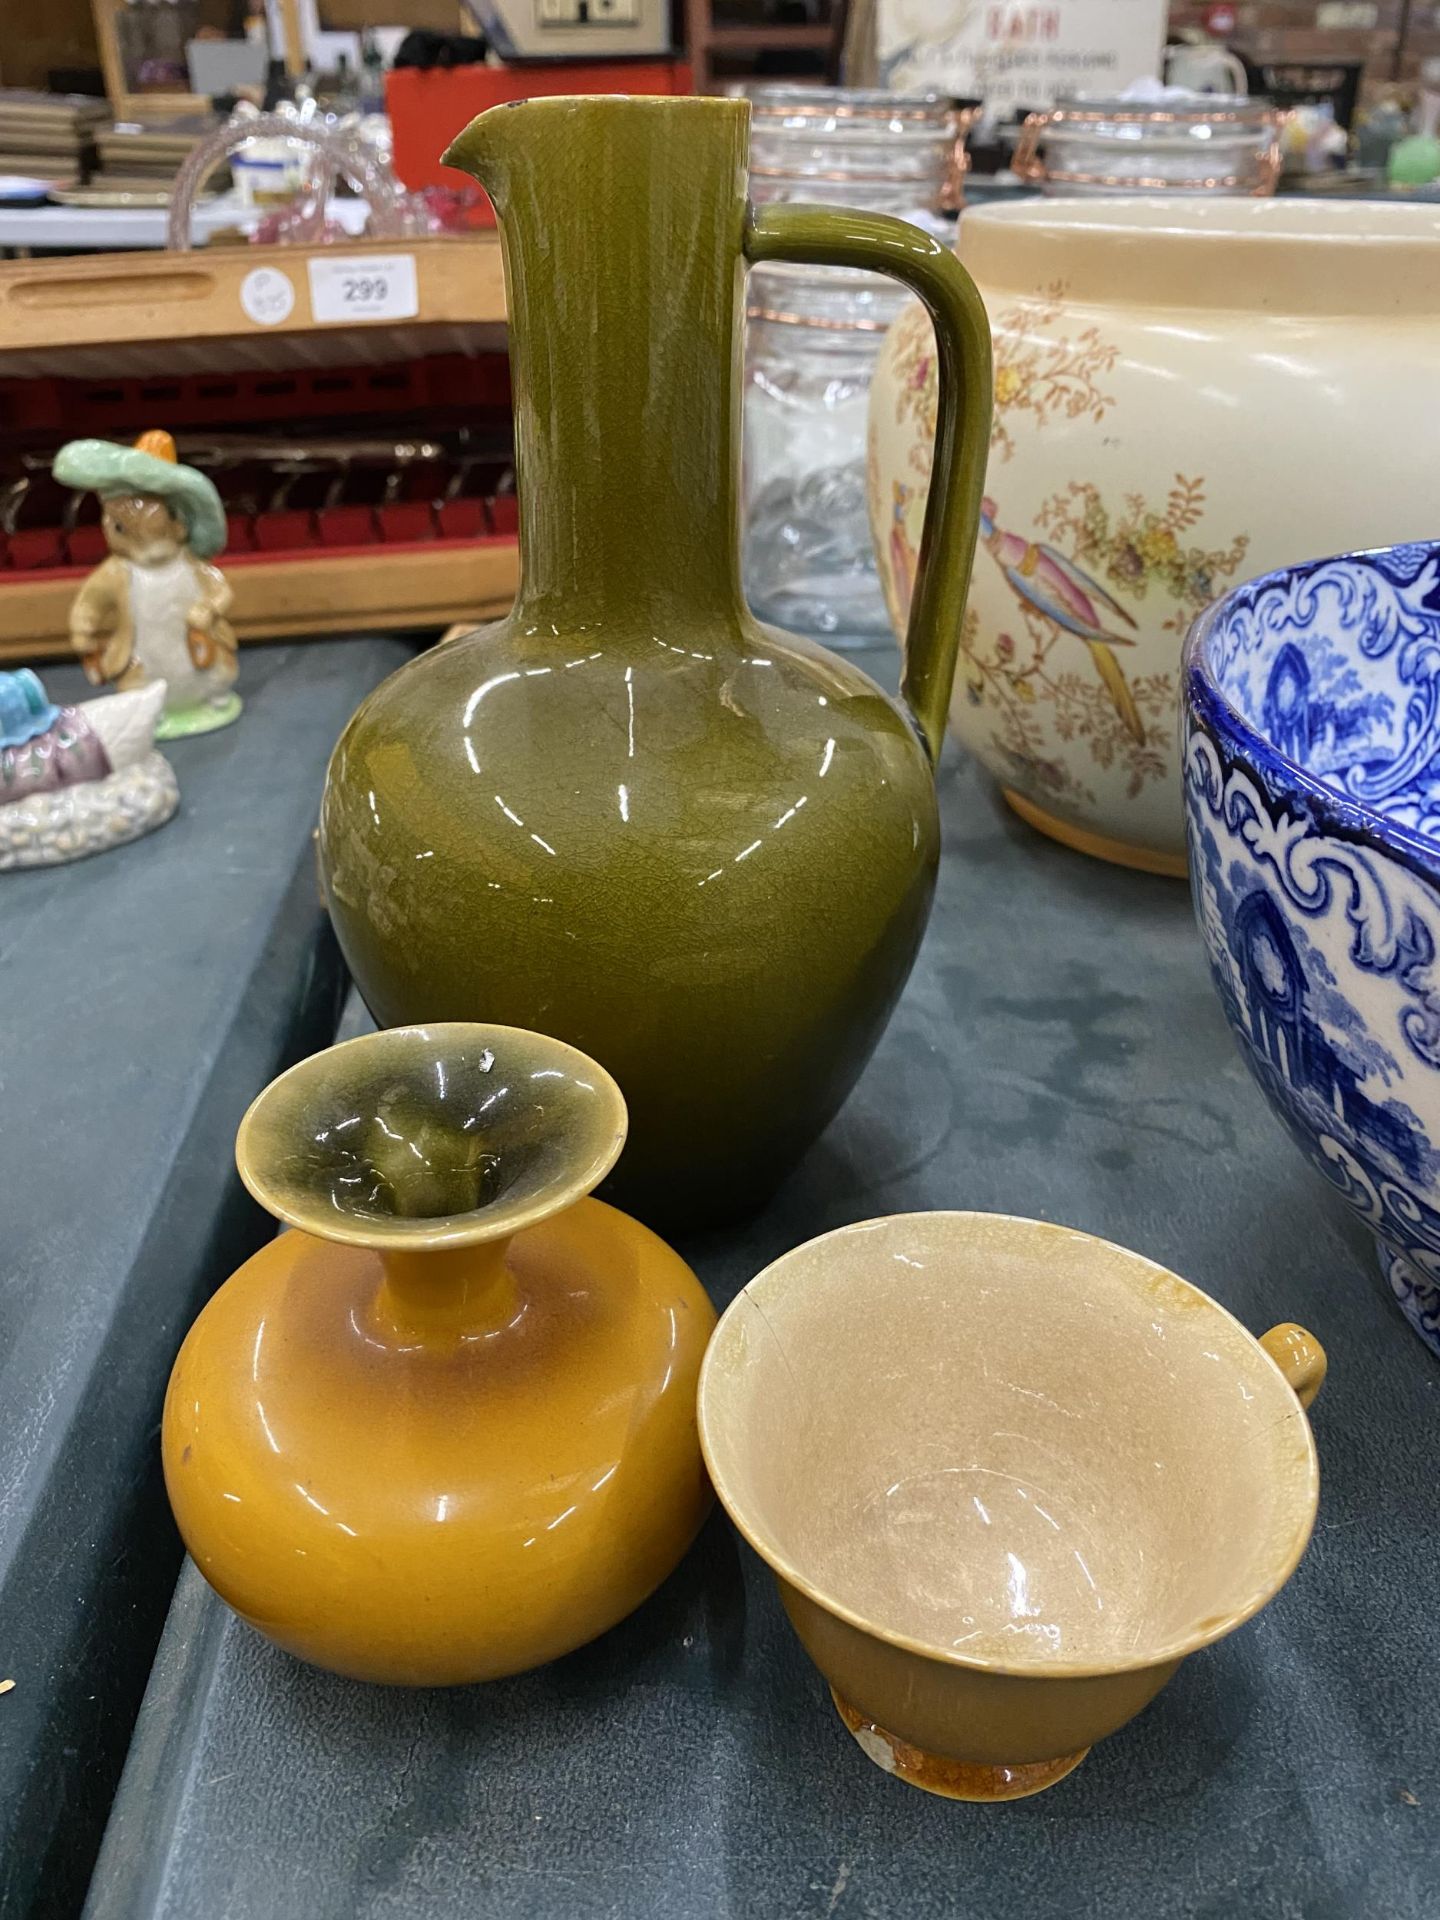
745;203;993;764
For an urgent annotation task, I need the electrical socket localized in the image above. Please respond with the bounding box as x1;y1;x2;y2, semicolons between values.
537;0;639;25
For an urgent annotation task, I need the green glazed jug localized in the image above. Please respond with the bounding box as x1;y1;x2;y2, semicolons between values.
319;95;990;1226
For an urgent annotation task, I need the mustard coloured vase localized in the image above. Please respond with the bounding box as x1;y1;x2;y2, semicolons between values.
162;1023;716;1686
317;96;991;1227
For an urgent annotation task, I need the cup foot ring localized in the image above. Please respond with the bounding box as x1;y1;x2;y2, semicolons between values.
1001;787;1187;879
831;1690;1089;1802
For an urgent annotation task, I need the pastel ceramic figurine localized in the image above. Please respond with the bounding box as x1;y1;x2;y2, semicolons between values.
0;668;176;869
55;430;240;739
163;1022;716;1684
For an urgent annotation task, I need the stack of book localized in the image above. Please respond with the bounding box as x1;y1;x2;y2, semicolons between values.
0;91;110;184
93;116;220;194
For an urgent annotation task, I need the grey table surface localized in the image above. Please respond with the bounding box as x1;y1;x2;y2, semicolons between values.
0;638;412;1920
80;647;1440;1920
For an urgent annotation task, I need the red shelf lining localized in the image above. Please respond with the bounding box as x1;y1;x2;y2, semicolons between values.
2;529;519;591
0;353;512;443
0;500;520;578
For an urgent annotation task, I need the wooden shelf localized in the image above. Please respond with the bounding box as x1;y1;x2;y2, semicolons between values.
708;24;833;47
0;234;507;378
684;0;842;89
0;234;515;651
0;538;519;664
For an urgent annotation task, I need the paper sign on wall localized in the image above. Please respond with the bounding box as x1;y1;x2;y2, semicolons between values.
306;254;420;326
877;0;1168;111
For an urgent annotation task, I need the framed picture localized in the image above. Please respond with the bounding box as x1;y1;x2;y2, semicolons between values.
91;0;222;117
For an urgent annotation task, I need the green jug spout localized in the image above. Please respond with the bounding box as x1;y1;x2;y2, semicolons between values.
441;99;532;213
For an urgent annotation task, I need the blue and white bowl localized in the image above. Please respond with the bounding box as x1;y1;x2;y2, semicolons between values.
1183;541;1440;1358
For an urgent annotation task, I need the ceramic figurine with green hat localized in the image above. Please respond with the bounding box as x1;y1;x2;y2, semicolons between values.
55;429;241;739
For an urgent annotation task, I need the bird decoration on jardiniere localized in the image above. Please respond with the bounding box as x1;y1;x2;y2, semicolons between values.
977;496;1145;745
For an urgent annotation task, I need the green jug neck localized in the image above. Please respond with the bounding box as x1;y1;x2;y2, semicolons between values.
448;97;751;627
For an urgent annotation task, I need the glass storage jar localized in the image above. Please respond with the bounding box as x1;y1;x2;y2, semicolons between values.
741;86;958;642
1013;92;1282;197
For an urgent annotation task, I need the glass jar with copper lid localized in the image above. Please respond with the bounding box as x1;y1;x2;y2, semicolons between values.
1013;91;1282;198
741;86;960;642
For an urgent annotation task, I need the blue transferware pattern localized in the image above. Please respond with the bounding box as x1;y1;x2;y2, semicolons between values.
1184;541;1440;1359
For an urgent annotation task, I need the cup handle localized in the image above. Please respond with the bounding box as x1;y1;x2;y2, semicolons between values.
744;203;993;763
1259;1323;1327;1409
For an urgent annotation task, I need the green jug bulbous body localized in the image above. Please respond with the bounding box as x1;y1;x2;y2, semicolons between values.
321;614;938;1223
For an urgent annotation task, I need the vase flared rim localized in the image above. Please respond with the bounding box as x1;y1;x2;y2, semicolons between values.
235;1022;628;1251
